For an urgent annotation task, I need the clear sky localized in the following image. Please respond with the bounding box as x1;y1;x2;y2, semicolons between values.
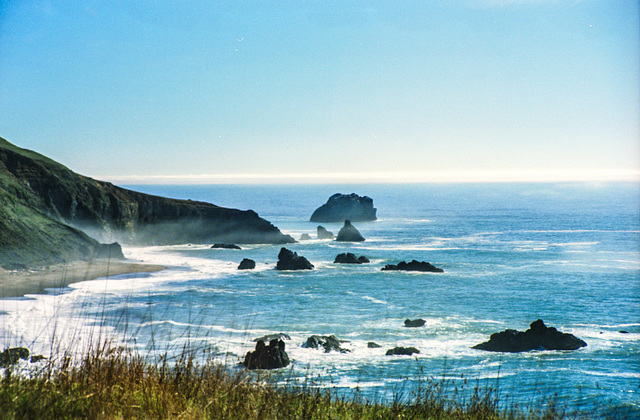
1;0;638;184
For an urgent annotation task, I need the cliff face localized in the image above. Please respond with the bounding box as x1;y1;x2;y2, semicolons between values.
0;137;294;269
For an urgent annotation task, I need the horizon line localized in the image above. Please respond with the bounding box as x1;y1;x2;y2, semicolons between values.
94;169;640;185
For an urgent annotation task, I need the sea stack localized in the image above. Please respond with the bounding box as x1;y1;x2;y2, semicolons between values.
336;220;365;242
310;193;377;222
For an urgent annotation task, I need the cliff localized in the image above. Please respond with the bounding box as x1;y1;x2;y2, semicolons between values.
0;137;294;269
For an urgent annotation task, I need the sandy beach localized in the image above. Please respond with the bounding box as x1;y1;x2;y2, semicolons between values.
0;260;166;299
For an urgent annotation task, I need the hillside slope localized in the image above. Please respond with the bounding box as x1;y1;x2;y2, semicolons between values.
0;137;294;269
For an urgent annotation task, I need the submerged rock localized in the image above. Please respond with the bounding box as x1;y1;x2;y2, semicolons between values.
242;339;290;370
336;220;365;242
472;319;587;352
212;243;241;250
367;342;382;348
302;335;350;353
334;253;369;264
386;347;420;356
310;193;377;222
381;260;444;273
238;258;256;270
276;248;314;270
404;319;426;328
317;226;334;240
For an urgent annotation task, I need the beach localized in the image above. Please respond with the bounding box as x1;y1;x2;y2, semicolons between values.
0;260;166;299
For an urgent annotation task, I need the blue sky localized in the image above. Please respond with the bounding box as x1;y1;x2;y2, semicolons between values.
1;0;638;183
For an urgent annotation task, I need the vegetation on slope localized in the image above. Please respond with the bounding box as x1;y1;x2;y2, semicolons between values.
0;137;293;269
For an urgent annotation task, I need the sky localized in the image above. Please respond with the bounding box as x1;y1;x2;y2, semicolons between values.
1;0;638;184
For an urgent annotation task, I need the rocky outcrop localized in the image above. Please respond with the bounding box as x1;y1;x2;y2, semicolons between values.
367;342;382;348
317;226;334;240
275;248;314;270
334;253;369;264
299;233;312;241
242;339;290;370
336;220;365;242
472;319;587;352
0;347;46;367
382;260;444;273
212;243;241;250
302;335;350;353
386;347;420;356
310;193;377;222
93;242;126;259
238;259;256;270
404;319;426;328
0;137;294;269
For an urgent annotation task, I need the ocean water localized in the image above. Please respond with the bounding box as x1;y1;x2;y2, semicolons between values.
2;182;639;417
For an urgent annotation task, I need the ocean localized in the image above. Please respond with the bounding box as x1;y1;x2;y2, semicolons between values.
2;182;639;417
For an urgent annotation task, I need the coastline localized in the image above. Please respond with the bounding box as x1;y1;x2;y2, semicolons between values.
0;260;166;299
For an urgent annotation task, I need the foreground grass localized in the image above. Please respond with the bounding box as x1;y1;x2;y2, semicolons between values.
0;344;566;420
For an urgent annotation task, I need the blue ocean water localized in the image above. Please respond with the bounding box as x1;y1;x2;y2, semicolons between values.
2;182;639;416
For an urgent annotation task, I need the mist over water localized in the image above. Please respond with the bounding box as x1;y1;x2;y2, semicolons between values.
2;182;639;417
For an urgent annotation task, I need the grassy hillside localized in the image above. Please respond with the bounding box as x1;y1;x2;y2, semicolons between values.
0;141;99;269
0;137;293;269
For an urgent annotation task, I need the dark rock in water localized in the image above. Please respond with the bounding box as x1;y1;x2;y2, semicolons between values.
0;347;30;367
334;253;369;264
238;258;256;270
93;242;125;259
310;193;377;222
381;260;444;273
472;319;587;352
619;330;629;334
386;347;420;356
317;226;334;240
336;220;365;242
367;342;382;348
404;319;426;328
276;248;314;270
253;333;291;342
212;243;241;250
242;339;290;370
299;233;312;241
302;335;350;353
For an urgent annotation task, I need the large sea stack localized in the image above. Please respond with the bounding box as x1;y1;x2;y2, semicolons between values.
0;137;295;269
310;193;377;223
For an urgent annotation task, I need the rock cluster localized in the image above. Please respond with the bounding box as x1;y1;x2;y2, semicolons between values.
310;193;377;223
382;260;444;273
472;319;587;352
0;347;46;367
275;248;314;270
242;339;290;370
386;347;420;356
302;335;350;353
334;253;369;264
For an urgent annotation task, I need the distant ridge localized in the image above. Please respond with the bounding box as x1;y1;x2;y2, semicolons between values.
0;137;294;269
